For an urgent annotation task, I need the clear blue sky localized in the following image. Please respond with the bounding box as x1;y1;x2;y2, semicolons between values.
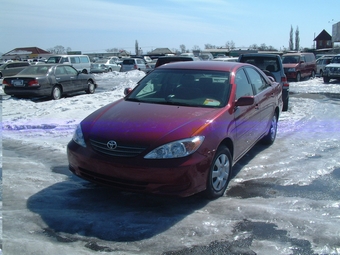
1;0;339;54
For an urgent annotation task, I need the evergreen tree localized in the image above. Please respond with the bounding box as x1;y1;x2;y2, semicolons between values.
289;25;294;51
295;26;300;51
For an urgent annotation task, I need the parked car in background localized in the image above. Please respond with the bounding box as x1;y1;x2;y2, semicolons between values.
282;52;316;82
322;54;340;83
0;61;30;78
45;55;91;74
2;64;97;100
90;63;108;73
67;61;283;199
94;58;121;72
238;53;289;111
119;58;148;72
154;56;195;68
316;56;333;77
213;57;238;62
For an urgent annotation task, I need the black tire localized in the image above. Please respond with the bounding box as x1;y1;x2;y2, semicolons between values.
295;72;301;82
261;114;278;145
282;96;289;112
108;68;112;72
51;86;62;100
323;77;330;83
85;80;95;94
311;70;315;79
82;69;88;74
320;70;323;77
204;146;232;199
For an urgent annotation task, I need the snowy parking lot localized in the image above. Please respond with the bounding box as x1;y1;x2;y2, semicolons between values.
1;71;340;254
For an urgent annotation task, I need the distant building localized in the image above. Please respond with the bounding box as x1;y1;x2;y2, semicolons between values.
2;47;51;61
314;30;333;49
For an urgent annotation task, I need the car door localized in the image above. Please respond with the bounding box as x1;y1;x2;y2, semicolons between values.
64;65;84;92
55;65;73;92
244;67;275;137
233;68;259;159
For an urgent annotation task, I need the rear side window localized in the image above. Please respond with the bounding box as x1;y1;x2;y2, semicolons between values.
80;56;89;63
71;57;80;64
245;67;268;94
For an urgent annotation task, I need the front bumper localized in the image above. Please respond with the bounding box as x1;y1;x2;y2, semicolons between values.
67;140;210;197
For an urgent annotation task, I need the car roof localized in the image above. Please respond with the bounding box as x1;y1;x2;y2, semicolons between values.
157;60;247;71
239;53;280;58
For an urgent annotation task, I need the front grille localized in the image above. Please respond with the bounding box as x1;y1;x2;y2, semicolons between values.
79;167;148;191
89;139;146;157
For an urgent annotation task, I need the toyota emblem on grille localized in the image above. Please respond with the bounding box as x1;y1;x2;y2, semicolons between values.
107;140;117;150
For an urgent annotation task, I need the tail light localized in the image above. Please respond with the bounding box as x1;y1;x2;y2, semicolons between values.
2;79;11;87
133;64;138;69
28;79;39;87
281;76;289;87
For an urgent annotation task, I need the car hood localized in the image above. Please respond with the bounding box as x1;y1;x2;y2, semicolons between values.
283;63;298;68
81;99;223;146
325;63;340;68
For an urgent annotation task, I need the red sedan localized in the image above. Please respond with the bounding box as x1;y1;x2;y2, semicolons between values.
67;61;283;198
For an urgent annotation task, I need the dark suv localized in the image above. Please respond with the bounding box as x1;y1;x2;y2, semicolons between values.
238;53;289;111
155;56;196;68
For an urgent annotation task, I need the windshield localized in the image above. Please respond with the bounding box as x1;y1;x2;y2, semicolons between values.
282;55;300;64
126;69;231;108
18;65;51;75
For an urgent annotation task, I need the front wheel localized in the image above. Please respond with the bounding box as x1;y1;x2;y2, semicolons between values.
261;114;278;145
204;146;232;199
323;77;330;83
85;80;95;94
295;72;301;82
51;86;62;100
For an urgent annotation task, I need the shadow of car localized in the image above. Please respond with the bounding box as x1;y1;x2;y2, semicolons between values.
2;64;97;100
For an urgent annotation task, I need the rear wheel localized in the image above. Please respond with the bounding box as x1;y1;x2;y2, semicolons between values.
323;77;330;83
85;80;95;94
204;146;232;199
311;70;315;79
283;96;289;112
51;86;62;100
262;114;278;145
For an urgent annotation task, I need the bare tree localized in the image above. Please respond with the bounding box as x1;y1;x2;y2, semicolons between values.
295;26;300;51
225;40;235;51
289;25;294;51
47;45;69;54
106;48;119;53
205;44;216;49
180;44;186;53
192;45;200;51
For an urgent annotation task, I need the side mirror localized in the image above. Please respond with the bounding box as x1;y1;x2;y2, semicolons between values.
124;87;132;96
235;96;254;107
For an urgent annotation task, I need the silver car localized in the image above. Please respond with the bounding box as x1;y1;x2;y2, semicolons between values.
0;61;30;78
120;58;147;72
316;56;333;77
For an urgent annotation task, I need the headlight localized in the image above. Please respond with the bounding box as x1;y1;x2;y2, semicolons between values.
287;68;296;72
144;136;205;159
72;124;86;147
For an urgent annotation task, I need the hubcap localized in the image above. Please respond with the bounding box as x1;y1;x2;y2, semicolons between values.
212;154;230;191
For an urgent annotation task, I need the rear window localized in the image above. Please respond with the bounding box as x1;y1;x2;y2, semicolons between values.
123;59;135;65
240;56;280;72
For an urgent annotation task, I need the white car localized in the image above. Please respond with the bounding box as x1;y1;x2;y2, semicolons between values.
94;59;121;72
322;54;340;83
